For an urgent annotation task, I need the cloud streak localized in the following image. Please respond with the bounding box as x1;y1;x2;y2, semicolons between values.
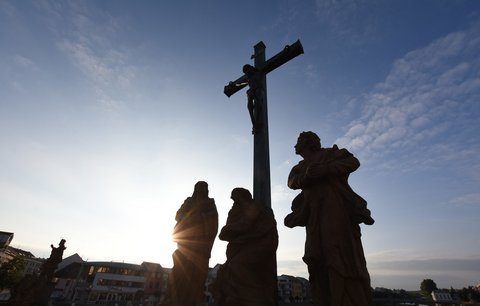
315;0;379;45
335;23;480;174
13;55;35;68
449;193;480;206
365;249;480;289
37;1;137;110
368;258;480;288
369;257;480;272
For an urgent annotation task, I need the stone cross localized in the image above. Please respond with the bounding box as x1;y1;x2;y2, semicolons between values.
224;40;304;209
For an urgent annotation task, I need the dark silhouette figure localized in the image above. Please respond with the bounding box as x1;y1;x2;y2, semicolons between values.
233;64;264;134
8;239;66;306
285;131;374;306
39;239;66;282
213;188;278;306
162;181;218;306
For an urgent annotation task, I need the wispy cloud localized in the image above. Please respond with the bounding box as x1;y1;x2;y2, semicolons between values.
261;1;300;42
315;0;379;45
367;249;425;262
36;1;137;111
369;258;480;276
366;249;480;288
279;246;480;288
449;193;480;206
280;250;480;289
335;23;480;174
13;55;35;68
0;0;15;17
277;259;309;278
6;55;36;92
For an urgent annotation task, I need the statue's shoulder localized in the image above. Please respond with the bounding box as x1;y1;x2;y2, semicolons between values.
290;160;305;173
206;198;217;210
329;144;353;156
179;197;194;211
296;159;306;167
326;144;340;151
318;146;339;158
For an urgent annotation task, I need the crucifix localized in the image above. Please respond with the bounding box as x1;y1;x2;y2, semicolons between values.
224;40;304;209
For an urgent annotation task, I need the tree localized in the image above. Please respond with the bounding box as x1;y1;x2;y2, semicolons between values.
459;286;480;302
0;257;25;289
420;279;438;294
469;287;480;302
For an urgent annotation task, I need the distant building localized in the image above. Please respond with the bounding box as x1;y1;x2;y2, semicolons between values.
55;261;146;304
296;276;311;301
277;274;310;302
0;231;14;249
141;261;169;304
51;254;84;300
23;256;43;275
56;253;83;271
0;245;43;276
0;231;15;265
55;260;171;305
278;275;293;302
431;290;458;306
204;264;222;304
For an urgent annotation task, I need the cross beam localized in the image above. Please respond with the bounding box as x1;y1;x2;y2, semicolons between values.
224;40;304;209
224;40;304;97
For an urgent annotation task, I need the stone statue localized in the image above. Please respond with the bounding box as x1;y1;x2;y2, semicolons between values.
233;64;264;134
285;131;374;306
8;239;66;306
162;181;218;306
39;239;66;282
212;187;278;306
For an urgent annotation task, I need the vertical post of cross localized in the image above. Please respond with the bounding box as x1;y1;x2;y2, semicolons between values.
224;40;303;211
252;42;272;210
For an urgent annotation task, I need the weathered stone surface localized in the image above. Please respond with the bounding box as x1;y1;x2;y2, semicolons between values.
162;181;218;306
285;131;374;306
213;187;278;306
8;239;66;306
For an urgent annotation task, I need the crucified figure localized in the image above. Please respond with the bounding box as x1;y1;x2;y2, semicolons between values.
233;64;264;134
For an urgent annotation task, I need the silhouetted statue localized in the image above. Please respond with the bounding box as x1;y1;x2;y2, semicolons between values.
39;239;66;282
232;64;264;134
285;131;374;306
163;181;218;306
8;239;66;306
213;188;278;306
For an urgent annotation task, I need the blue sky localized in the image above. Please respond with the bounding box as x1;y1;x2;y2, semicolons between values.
1;0;479;290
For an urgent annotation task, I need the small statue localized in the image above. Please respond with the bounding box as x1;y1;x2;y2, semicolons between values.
39;239;66;283
8;239;66;306
162;181;218;306
212;188;278;306
233;64;264;134
285;131;374;306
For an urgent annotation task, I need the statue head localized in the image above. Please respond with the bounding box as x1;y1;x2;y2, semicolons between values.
193;181;209;198
242;64;258;75
231;187;253;203
296;131;321;156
